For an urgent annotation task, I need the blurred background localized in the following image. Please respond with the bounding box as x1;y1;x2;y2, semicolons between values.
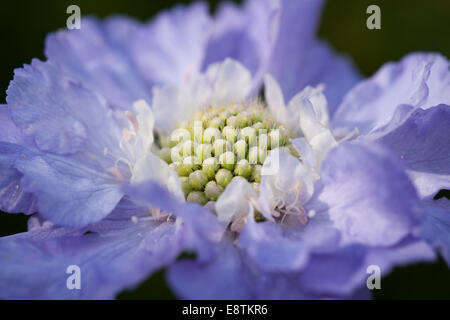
0;0;449;299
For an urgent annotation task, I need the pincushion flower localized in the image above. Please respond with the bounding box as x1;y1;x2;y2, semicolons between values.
0;0;449;300
124;54;450;299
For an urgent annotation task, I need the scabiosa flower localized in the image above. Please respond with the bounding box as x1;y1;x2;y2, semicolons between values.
0;0;448;301
125;54;450;299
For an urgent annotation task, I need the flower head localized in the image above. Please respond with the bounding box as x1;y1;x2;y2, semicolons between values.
0;0;449;300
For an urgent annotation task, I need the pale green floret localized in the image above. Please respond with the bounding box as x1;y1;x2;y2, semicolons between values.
216;168;233;188
160;135;177;148
237;112;249;127
157;147;172;164
234;159;252;179
212;139;230;157
181;140;196;158
226;115;241;128
203;127;221;144
262;118;275;129
249;109;262;122
268;130;281;149
169;161;181;172
177;163;191;177
179;177;193;196
258;147;268;164
158;104;292;206
208;117;224;129
204;181;224;201
258;133;269;149
234;140;247;161
189;170;208;191
202;157;219;179
222;125;237;144
248;146;259;164
195;144;213;163
252;121;264;132
251;165;262;183
239;126;257;146
219;151;236;171
219;111;231;121
187;191;208;205
252;182;260;194
170;145;183;163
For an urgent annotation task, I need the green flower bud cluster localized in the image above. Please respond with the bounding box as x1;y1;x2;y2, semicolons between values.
158;104;291;205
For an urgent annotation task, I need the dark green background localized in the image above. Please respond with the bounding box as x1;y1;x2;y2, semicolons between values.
0;0;449;299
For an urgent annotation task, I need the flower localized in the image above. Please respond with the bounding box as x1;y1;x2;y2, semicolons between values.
0;0;449;300
124;54;450;299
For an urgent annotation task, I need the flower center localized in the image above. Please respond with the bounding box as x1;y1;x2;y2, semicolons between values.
156;102;292;205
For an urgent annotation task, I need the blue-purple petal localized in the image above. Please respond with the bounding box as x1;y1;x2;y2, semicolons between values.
0;219;184;299
0;142;123;226
422;198;450;265
318;141;422;246
122;180;224;261
375;104;450;199
203;0;280;93
45;17;151;109
131;3;211;88
238;221;309;273
0;106;36;214
268;0;361;111
333;53;450;134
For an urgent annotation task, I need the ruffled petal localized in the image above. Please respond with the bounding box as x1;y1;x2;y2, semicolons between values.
167;238;352;299
204;0;280;93
269;0;361;110
318;141;422;246
131;152;184;201
6;59;123;159
4;60;129;225
0;168;36;215
333;53;450;134
299;244;368;295
0;218;184;299
122;180;224;261
45;17;151;109
210;58;252;106
300;238;435;296
298;41;362;115
0;106;36;214
258;149;315;219
422;198;450;265
375;104;450;199
151;85;196;133
168;242;251;299
215;177;257;227
238;221;309;272
264;74;288;124
0;142;123;227
131;2;211;88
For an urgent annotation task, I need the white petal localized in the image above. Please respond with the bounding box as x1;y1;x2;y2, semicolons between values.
259;149;315;215
309;130;337;170
133;100;155;151
289;85;330;141
264;73;288;123
215;177;257;225
211;58;252;106
152;86;195;133
131;152;184;201
290;137;319;177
